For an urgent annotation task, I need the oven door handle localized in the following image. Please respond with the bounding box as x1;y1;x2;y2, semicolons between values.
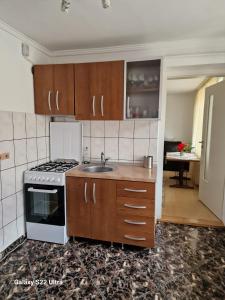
28;187;58;194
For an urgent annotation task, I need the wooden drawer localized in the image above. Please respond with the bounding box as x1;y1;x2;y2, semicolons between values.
117;196;154;217
117;181;154;199
115;216;155;248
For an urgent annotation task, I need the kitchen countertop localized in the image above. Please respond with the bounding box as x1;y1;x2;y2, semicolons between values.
66;164;157;183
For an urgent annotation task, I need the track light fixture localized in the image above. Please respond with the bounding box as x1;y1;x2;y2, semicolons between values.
102;0;111;9
61;0;111;13
61;0;71;13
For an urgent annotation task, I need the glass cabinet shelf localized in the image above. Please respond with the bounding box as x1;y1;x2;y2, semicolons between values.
126;59;161;119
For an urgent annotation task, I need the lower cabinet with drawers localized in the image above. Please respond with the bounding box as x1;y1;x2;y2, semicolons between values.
66;176;155;248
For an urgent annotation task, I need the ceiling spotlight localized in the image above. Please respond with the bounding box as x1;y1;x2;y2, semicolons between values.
102;0;111;9
61;0;71;13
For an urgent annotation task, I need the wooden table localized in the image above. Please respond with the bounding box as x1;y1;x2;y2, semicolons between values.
166;152;200;189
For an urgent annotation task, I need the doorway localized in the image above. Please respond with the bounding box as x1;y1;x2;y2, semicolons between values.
161;76;224;227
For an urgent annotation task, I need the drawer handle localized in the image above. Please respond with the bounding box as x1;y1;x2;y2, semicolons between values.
124;204;147;209
124;235;146;241
124;188;147;193
124;219;146;225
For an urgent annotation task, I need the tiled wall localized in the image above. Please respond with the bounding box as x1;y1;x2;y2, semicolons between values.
0;111;50;253
82;120;158;163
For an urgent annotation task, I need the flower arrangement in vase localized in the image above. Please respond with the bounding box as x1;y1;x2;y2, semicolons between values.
177;142;194;156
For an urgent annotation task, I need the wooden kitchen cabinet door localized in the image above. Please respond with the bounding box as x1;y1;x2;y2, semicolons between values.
66;177;91;238
33;65;54;115
74;61;124;120
54;64;75;115
74;63;94;120
100;61;124;120
90;179;116;241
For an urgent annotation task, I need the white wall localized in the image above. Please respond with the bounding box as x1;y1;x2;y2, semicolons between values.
0;24;51;113
165;92;195;142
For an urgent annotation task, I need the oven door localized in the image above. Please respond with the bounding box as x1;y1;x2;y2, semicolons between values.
25;184;65;226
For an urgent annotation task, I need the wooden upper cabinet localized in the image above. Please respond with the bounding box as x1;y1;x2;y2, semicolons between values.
33;65;54;115
75;61;124;120
74;63;93;120
54;64;74;115
33;64;74;115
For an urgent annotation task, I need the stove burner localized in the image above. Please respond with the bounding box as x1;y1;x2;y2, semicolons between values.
30;159;79;173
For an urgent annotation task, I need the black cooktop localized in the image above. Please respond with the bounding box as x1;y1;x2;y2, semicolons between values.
30;159;79;173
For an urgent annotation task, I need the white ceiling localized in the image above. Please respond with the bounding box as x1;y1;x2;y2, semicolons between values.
167;77;206;94
0;0;225;50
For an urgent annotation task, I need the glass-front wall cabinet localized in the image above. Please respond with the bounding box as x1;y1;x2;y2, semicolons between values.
126;59;161;119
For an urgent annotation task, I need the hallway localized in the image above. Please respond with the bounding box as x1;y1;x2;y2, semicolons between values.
161;172;224;227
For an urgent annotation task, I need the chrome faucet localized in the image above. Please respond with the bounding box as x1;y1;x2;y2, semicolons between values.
101;152;110;166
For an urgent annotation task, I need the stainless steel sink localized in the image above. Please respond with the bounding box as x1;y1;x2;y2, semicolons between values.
81;165;114;173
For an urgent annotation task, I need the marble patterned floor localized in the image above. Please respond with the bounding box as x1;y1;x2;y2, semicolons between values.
0;222;225;300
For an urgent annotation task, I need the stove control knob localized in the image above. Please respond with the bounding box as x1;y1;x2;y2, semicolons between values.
33;176;36;180
46;177;50;181
50;177;55;182
57;178;61;183
41;177;45;181
37;177;41;181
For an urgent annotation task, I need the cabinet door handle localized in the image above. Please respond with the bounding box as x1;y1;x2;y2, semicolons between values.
56;90;59;111
84;182;88;203
101;95;104;117
124;204;147;209
93;182;96;204
48;90;52;111
124;219;146;225
92;96;96;116
124;235;146;241
124;188;147;193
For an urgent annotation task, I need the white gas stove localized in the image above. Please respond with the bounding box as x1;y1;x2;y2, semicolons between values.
24;159;79;186
24;159;79;244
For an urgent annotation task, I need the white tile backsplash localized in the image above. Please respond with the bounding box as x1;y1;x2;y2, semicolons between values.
119;120;134;138
0;112;13;141
83;121;91;137
1;168;16;198
105;138;119;160
134;139;149;161
13;112;26;139
3;220;18;248
83;137;91;160
16;164;27;192
105;121;120;138
82;119;158;164
28;161;38;169
16;191;24;217
134;120;150;138
14;139;27;166
26;113;37;138
119;138;134;161
0;111;50;253
91;121;105;137
37;115;46;137
26;138;38;162
91;137;104;159
45;116;51;137
2;195;17;226
0;141;15;170
37;137;46;159
150;120;158;138
17;215;25;237
149;139;158;162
